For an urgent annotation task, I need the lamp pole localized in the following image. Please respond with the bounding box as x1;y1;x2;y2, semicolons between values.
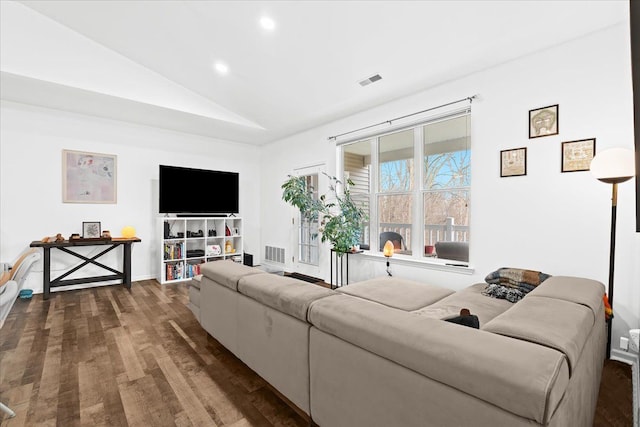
606;182;618;360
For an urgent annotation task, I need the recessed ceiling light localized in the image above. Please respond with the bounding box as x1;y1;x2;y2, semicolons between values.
260;16;276;31
214;62;228;75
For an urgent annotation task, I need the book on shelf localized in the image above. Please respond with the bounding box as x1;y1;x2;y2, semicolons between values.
164;242;184;260
166;261;184;281
185;260;204;278
185;263;200;278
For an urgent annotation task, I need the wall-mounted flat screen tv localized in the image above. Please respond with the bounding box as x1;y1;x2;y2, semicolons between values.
159;165;239;215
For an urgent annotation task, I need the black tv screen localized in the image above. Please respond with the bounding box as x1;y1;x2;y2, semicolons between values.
159;165;239;214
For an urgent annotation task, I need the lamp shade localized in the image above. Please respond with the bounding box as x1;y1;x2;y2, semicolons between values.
590;148;635;184
383;240;394;257
121;226;136;239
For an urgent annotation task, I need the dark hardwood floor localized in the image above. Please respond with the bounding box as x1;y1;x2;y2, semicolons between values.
595;360;634;427
0;280;306;426
0;279;634;426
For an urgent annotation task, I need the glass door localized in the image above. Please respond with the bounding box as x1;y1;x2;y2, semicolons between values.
292;165;323;278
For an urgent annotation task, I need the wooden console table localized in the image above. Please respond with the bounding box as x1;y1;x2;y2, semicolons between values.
30;237;141;299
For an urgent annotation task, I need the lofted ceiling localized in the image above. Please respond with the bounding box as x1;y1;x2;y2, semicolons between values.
0;1;628;145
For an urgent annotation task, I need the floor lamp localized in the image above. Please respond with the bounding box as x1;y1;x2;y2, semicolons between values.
590;147;635;359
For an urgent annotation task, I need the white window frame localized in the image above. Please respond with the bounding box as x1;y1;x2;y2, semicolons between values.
338;108;472;272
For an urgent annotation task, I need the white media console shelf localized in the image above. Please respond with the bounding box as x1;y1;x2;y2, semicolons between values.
158;217;243;284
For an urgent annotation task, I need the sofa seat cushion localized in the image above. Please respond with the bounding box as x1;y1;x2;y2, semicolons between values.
308;294;569;424
238;274;334;322
527;276;604;318
413;283;513;326
337;277;454;311
483;296;594;374
200;260;264;291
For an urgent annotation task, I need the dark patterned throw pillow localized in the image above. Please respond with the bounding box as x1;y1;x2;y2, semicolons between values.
482;267;551;303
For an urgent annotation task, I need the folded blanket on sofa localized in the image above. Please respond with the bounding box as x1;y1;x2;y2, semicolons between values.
482;283;527;303
484;267;551;293
482;267;552;303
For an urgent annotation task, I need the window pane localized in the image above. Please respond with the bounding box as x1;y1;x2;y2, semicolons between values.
379;129;414;192
352;194;370;250
342;140;371;249
423;190;469;245
378;194;412;255
423;114;470;260
343;139;371;194
423;115;470;190
299;174;319;266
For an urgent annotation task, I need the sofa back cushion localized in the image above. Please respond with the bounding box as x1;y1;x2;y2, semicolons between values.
526;276;604;318
238;274;334;322
337;276;454;311
200;260;264;291
309;294;569;424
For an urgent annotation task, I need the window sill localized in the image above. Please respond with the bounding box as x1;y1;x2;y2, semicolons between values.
353;250;474;275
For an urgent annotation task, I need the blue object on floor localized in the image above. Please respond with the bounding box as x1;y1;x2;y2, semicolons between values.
19;289;33;299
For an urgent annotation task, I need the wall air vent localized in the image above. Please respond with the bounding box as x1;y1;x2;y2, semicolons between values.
359;74;383;87
265;245;285;264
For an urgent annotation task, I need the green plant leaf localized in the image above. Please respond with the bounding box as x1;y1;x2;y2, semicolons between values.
282;173;368;254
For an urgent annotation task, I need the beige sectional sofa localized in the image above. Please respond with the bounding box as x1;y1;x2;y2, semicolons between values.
198;260;606;427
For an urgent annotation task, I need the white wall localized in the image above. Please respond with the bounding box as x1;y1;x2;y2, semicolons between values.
261;23;639;350
0;101;261;293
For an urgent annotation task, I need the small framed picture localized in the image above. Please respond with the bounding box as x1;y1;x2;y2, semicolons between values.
529;104;559;138
82;221;101;238
501;147;527;177
561;138;596;173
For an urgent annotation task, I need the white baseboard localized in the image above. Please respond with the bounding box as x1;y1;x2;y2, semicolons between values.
611;349;639;427
133;274;156;282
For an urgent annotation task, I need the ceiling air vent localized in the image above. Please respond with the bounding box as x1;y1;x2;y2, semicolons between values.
359;74;382;87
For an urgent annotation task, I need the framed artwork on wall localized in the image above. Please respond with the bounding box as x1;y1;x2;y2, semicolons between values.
561;138;596;173
529;104;559;139
500;147;527;177
62;149;117;203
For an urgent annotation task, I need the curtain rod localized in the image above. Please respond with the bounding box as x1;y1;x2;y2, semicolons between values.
327;95;477;141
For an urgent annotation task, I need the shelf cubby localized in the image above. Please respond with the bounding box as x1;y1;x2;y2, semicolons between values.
158;217;243;284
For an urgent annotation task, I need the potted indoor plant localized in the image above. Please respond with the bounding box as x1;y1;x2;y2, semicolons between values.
281;173;367;255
